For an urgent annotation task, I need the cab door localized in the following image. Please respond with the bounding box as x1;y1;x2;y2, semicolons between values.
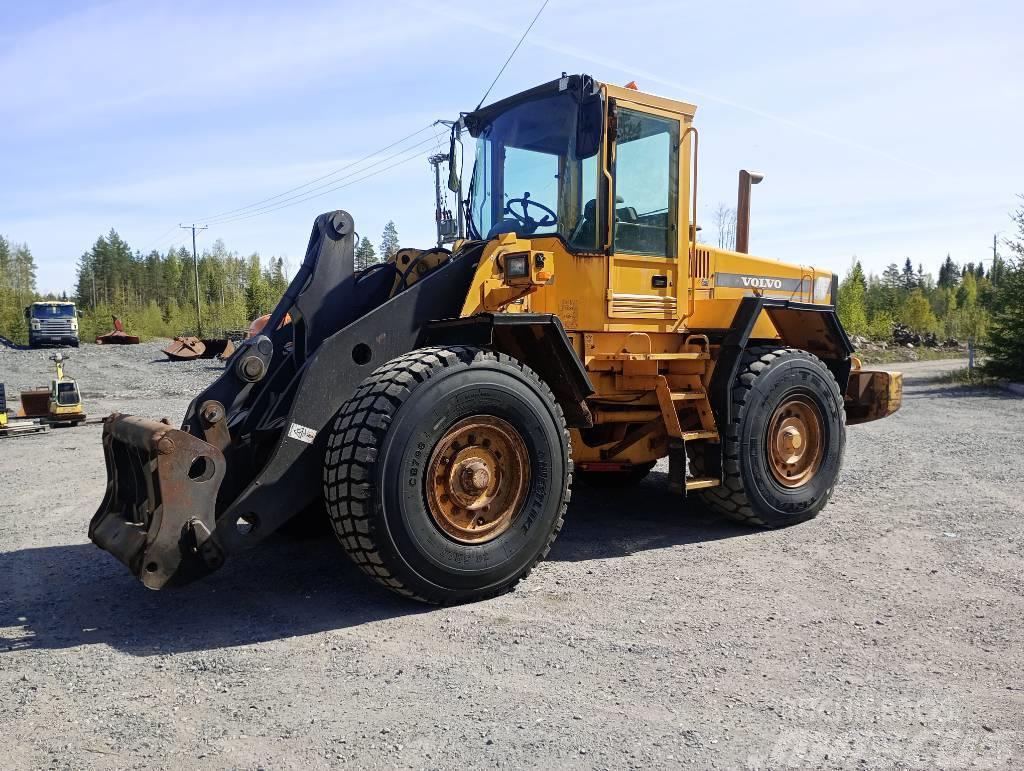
606;100;684;323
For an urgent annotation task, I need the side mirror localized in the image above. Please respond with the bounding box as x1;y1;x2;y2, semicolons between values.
24;307;30;320
447;131;463;193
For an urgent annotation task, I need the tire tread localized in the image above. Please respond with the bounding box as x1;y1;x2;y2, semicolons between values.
322;346;571;604
698;346;846;528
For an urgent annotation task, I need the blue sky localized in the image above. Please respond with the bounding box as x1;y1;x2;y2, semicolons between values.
2;0;1021;293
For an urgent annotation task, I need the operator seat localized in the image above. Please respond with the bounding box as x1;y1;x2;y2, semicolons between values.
570;199;599;247
570;197;637;249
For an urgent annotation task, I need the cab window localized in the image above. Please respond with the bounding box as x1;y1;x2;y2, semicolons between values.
614;108;679;257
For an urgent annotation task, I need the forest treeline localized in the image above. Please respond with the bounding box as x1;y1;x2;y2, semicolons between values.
2;203;1023;379
0;221;400;344
836;253;1003;344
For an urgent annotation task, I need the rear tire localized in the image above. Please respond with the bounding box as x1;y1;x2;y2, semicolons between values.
699;346;845;528
322;346;572;604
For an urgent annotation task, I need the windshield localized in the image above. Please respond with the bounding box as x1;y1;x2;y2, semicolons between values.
467;91;601;249
32;304;75;319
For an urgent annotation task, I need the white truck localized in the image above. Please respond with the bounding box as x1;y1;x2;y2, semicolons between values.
25;301;80;348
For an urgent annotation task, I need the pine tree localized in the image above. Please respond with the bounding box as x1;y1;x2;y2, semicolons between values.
881;263;902;289
380;221;400;262
849;259;867;291
984;201;1024;379
244;254;272;321
990;254;1007;286
0;239;38;343
354;237;377;271
837;260;869;337
957;271;978;309
937;254;959;289
901;258;916;290
268;257;288;298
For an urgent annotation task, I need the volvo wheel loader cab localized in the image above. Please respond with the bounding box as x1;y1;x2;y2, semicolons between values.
90;74;902;603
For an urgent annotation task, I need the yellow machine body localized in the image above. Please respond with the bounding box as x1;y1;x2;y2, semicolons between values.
455;78;900;474
87;73;902;600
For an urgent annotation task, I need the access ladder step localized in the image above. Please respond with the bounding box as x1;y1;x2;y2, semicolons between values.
670;391;706;402
685;476;720;491
681;430;719;442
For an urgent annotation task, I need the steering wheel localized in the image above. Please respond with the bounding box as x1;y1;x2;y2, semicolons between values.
504;192;557;232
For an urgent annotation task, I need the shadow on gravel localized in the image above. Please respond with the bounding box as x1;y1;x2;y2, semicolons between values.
550;470;753;562
904;385;1018;400
1;473;747;656
0;536;424;657
0;335;28;350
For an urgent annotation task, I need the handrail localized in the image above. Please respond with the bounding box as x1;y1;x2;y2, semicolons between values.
680;125;699;323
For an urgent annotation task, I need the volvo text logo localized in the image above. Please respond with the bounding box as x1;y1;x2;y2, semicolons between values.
740;276;783;289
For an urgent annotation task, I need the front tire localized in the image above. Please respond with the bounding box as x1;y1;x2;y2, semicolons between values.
699;346;846;528
322;346;571;604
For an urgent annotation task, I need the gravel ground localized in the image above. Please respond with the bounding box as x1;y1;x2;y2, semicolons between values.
1;348;1021;769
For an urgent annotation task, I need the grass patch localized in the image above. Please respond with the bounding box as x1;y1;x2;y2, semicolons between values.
857;347;968;365
932;367;1000;387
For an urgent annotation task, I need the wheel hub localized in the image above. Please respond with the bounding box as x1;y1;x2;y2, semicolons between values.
426;416;530;544
766;395;823;488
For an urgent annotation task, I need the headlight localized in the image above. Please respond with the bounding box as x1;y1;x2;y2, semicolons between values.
504;253;529;279
30;320;41;330
71;320;78;330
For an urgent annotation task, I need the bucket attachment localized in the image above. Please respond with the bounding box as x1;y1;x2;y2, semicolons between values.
89;413;225;589
845;369;903;424
162;336;206;361
89;210;480;590
95;316;140;345
163;336;236;361
209;338;236;360
18;388;50;418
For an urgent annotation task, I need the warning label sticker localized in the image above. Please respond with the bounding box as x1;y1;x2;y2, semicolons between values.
287;422;318;444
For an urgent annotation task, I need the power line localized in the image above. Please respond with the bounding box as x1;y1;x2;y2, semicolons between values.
206;140;440;226
138;224;180;255
194;124;437;223
476;0;550;110
203;133;441;226
209;146;432;226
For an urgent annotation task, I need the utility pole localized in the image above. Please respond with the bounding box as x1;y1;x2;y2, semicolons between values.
993;233;998;264
180;224;208;336
428;153;457;248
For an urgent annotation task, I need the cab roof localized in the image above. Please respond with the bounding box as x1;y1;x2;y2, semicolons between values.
465;73;696;135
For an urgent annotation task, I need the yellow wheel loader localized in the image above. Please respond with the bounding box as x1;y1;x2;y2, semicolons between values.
90;74;902;603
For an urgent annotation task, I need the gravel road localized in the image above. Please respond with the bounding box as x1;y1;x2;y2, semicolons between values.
1;346;1021;769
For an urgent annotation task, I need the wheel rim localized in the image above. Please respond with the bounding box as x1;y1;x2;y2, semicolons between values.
425;415;530;544
766;394;824;488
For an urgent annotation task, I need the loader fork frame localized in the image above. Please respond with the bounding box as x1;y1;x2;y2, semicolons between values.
89;210;482;588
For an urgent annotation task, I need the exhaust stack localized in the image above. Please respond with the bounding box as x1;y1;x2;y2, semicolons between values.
735;169;764;254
